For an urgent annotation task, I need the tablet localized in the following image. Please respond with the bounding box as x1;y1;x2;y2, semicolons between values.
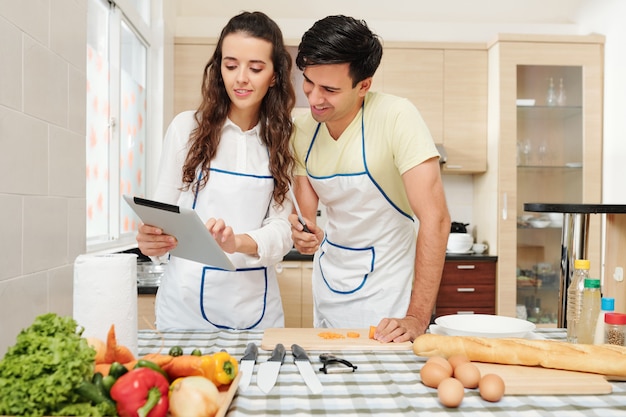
123;195;236;270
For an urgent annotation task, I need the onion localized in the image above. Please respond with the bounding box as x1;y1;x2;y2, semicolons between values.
169;376;220;417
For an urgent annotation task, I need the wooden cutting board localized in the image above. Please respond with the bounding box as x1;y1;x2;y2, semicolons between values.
261;328;413;351
473;362;612;395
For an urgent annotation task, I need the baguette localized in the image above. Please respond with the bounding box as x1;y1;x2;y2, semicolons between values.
412;333;626;376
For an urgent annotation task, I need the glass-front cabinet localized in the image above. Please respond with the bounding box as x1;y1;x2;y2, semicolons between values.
476;34;604;326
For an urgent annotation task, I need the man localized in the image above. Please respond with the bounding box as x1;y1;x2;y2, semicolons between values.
290;15;451;343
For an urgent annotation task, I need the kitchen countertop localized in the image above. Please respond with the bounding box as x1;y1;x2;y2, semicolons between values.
137;251;498;293
284;248;498;262
137;328;626;416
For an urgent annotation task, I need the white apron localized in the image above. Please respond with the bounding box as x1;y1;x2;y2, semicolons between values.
306;107;416;328
155;166;284;331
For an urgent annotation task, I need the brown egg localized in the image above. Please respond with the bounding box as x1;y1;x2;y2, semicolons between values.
453;362;481;388
437;377;465;408
420;362;452;388
426;356;453;375
479;373;506;402
448;354;470;370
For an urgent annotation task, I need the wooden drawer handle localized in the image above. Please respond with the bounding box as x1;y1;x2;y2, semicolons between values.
456;265;476;270
456;288;476;292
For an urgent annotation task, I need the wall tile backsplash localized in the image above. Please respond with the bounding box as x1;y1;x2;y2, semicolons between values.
0;0;87;357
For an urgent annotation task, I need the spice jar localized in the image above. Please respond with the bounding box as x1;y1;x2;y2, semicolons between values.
604;312;626;346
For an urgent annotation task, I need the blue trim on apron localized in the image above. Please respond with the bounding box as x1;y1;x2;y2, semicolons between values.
191;170;270;330
199;266;268;330
319;240;374;294
305;102;414;221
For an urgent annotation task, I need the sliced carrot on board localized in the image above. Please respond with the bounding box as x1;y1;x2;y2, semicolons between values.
346;331;360;338
368;325;377;339
317;331;345;340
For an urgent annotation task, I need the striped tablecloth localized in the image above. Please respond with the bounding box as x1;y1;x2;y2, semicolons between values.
137;329;626;416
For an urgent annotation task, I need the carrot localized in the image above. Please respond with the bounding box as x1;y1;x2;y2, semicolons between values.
104;325;117;363
95;363;111;375
161;354;204;380
368;325;377;339
346;331;360;338
317;331;345;340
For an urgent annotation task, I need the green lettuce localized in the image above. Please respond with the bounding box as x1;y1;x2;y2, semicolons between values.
0;313;107;416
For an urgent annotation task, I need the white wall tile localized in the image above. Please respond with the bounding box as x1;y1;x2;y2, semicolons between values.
0;106;48;195
49;126;85;197
68;198;86;262
23;197;68;274
48;265;73;316
50;0;86;70
0;194;22;280
0;271;48;357
0;17;22;110
23;36;68;126
0;0;49;46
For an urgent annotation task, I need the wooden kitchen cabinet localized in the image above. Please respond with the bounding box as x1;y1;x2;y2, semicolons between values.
173;39;488;172
475;34;604;320
275;260;314;328
379;44;488;173
138;294;156;330
435;260;496;318
442;49;488;173
174;39;215;115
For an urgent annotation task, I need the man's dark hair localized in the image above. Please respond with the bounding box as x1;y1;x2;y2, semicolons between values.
296;15;383;87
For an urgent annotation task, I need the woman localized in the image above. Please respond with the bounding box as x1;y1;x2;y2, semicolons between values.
137;11;296;331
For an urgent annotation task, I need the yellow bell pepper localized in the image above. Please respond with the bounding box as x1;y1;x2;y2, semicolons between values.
200;352;238;387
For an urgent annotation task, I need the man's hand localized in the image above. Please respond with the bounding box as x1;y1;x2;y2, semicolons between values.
289;213;322;255
371;316;428;343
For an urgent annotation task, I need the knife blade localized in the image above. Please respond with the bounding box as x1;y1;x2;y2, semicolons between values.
238;343;258;391
292;344;323;394
257;343;286;393
288;184;312;233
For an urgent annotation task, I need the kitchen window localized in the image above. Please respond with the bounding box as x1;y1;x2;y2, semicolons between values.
86;0;151;252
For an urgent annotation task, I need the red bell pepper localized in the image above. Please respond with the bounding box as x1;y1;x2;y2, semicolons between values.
110;367;170;417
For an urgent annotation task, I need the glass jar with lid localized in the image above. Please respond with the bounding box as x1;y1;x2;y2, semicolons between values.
604;312;626;346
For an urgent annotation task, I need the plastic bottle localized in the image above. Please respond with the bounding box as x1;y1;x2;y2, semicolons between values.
577;278;601;344
566;259;590;343
593;297;615;344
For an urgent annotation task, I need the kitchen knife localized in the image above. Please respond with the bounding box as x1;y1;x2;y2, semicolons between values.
257;343;286;393
238;343;258;391
292;344;323;394
288;184;312;233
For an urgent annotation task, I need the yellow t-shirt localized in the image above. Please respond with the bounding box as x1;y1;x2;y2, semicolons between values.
291;91;440;216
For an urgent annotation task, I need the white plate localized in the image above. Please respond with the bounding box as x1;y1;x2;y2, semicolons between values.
446;250;474;255
428;324;544;340
434;314;536;338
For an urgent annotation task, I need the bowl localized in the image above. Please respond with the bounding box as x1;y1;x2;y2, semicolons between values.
435;314;536;338
447;233;473;253
137;261;166;286
528;218;551;228
547;213;563;227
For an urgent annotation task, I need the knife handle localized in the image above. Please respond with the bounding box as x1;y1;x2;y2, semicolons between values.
241;343;258;362
269;343;286;363
291;344;309;361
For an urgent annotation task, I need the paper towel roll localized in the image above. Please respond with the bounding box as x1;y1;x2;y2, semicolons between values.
73;253;138;356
